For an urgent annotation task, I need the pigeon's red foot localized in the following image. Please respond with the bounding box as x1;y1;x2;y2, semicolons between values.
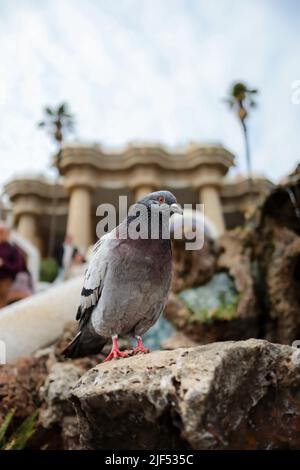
104;336;129;362
104;348;129;362
133;336;150;355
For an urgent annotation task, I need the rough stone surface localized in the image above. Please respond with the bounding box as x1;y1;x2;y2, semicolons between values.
0;350;50;422
252;177;300;344
217;232;258;321
39;363;82;428
255;225;300;344
39;363;83;450
0;323;100;450
71;339;300;450
164;291;258;345
165;231;260;344
172;238;217;292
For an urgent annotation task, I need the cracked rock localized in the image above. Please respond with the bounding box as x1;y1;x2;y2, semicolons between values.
70;339;300;450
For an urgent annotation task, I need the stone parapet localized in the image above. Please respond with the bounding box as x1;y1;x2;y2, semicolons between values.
57;143;234;174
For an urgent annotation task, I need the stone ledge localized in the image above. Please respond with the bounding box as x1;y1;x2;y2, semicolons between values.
58;143;235;174
70;339;300;450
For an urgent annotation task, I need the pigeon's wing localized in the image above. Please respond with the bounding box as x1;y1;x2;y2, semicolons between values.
76;232;112;324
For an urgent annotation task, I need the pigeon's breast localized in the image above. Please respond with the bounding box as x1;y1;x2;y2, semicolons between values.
91;238;172;337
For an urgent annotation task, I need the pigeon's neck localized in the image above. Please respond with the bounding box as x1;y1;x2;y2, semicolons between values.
124;210;171;241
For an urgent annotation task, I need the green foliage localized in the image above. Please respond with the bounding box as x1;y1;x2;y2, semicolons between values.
179;272;240;324
40;257;59;283
37;102;75;144
231;82;258;104
224;81;258;115
187;297;239;324
0;409;38;450
0;409;15;444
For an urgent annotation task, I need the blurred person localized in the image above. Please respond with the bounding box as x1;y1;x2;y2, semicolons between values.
7;252;33;304
56;234;78;281
65;251;86;280
0;222;23;308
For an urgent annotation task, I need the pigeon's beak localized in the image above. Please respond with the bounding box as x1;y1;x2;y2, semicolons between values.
170;203;183;215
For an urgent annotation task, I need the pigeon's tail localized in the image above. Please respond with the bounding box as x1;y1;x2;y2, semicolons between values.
62;324;107;358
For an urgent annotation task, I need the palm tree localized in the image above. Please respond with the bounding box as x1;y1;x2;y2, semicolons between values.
38;103;75;257
38;103;74;163
224;82;258;192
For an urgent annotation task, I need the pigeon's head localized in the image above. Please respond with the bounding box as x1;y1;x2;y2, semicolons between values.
137;190;183;215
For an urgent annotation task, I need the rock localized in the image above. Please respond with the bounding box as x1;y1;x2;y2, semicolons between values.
39;363;83;450
164;292;190;331
161;332;198;350
142;315;175;350
259;178;300;235
164;277;259;344
250;176;300;344
171;238;218;292
178;272;239;322
255;225;300;344
0;323;100;450
165;230;260;344
0;350;52;423
217;232;258;321
39;363;82;428
71;339;300;450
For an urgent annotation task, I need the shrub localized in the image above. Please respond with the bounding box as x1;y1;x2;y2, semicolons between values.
40;257;59;283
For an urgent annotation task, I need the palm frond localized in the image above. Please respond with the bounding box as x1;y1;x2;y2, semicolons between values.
45;107;54;116
38;102;75;145
57;103;67;115
0;409;15;445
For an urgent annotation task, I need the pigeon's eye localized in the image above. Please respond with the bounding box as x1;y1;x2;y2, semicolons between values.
158;196;165;204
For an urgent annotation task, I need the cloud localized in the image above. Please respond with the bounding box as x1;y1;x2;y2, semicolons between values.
0;0;299;189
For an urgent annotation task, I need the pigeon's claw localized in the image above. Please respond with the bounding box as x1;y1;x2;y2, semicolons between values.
104;336;129;362
104;349;129;361
133;336;150;355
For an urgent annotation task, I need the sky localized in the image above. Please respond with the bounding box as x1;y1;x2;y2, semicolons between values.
0;0;300;189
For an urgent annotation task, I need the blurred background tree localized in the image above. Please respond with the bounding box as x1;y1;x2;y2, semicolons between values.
38;103;74;146
224;82;258;193
38;103;75;258
39;257;59;283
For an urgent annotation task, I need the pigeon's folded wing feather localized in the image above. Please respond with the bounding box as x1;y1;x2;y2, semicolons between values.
76;233;111;322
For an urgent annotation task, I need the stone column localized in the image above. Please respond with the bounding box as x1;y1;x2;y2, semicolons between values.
17;213;41;250
66;186;93;251
198;185;225;235
134;185;155;201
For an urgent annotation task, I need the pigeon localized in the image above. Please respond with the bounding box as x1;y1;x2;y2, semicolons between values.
63;190;182;361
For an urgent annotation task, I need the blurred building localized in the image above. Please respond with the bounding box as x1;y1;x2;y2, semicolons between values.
3;142;273;255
